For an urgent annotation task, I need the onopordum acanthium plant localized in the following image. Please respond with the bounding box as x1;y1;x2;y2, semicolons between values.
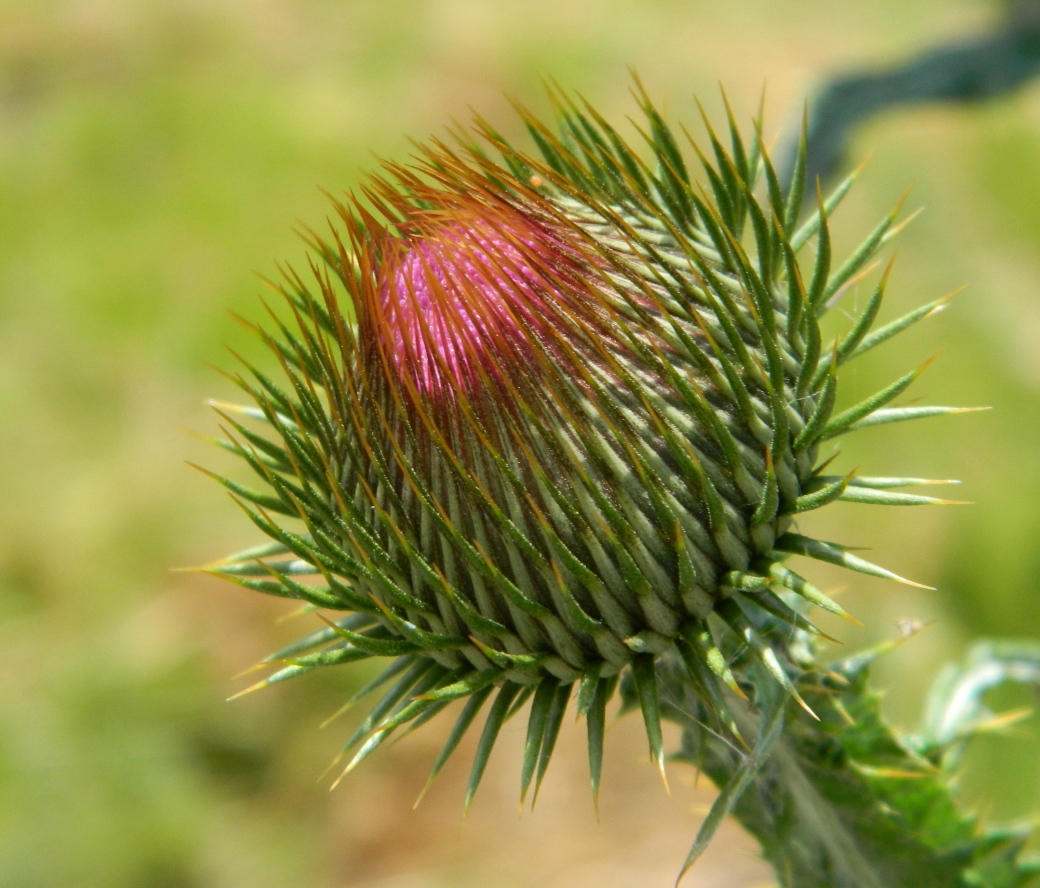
202;81;1040;885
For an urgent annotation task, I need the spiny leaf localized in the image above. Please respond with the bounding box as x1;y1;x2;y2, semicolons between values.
212;538;292;564
790;158;865;251
520;679;558;807
844;405;988;433
208;557;320;578
678;681;786;881
336;696;439;781
922;640;1040;754
793;363;837;451
334;667;460;785
721;571;773;593
820;360;932;441
814;475;960;490
420;668;501;702
838;486;969;507
806;186;832;312
576;663;602;717
532;681;571;806
206;399;297;429
847;290;959;361
191;464;298;517
751;448;779;528
415;684;495;807
586;674;617;814
674;630;745;743
720;608;817;719
810;258;892;388
262;613;378;666
822;192;910;305
836;260;891;364
774;532;932;589
227;645;371;699
788;469;856;514
768;563;862;625
314;619;419;657
632;654;668;787
466;681;524;812
684;624;747;701
209;568;350;611
783;106;808;232
319;655;414;728
334;659;440;759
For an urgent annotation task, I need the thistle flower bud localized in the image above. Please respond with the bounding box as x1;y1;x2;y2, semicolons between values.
206;83;968;807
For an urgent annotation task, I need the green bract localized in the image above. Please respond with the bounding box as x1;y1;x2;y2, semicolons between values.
205;83;969;811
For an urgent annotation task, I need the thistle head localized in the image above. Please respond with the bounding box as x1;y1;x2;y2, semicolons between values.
206;82;964;810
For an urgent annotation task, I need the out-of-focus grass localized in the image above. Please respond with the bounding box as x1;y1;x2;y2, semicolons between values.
2;1;1040;886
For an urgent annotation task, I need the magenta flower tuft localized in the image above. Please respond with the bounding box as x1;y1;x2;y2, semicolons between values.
378;212;567;393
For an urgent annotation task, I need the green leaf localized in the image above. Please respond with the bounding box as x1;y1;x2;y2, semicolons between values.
683;623;746;701
678;680;786;879
229;645;371;698
586;674;617;812
631;654;667;783
532;681;572;804
669;646;1039;887
421;669;501;702
922;640;1040;758
320;623;418;657
210;558;319;577
416;684;496;805
751;448;779;528
194;465;298;517
261;613;378;664
793;366;837;451
810;260;891;388
208;569;351;611
836;263;890;364
838;486;967;507
465;682;524;812
576;663;602;717
807;191;832;312
784;108;808;232
844;405;988;433
317;655;414;727
847;292;956;361
768;563;860;625
336;667;460;781
790;162;863;252
822;195;908;305
336;659;440;758
721;571;773;593
820;362;927;440
520;679;558;806
788;470;855;513
774;532;932;589
716;604;816;717
813;475;960;490
675;628;744;743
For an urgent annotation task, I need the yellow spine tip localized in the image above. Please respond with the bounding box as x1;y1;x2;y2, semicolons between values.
226;679;268;701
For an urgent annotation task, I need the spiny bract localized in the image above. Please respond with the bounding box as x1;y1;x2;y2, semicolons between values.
205;82;969;809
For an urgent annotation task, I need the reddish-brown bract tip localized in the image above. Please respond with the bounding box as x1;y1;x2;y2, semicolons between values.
341;155;637;427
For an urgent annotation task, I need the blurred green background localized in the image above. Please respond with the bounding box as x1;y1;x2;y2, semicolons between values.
3;1;1040;886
